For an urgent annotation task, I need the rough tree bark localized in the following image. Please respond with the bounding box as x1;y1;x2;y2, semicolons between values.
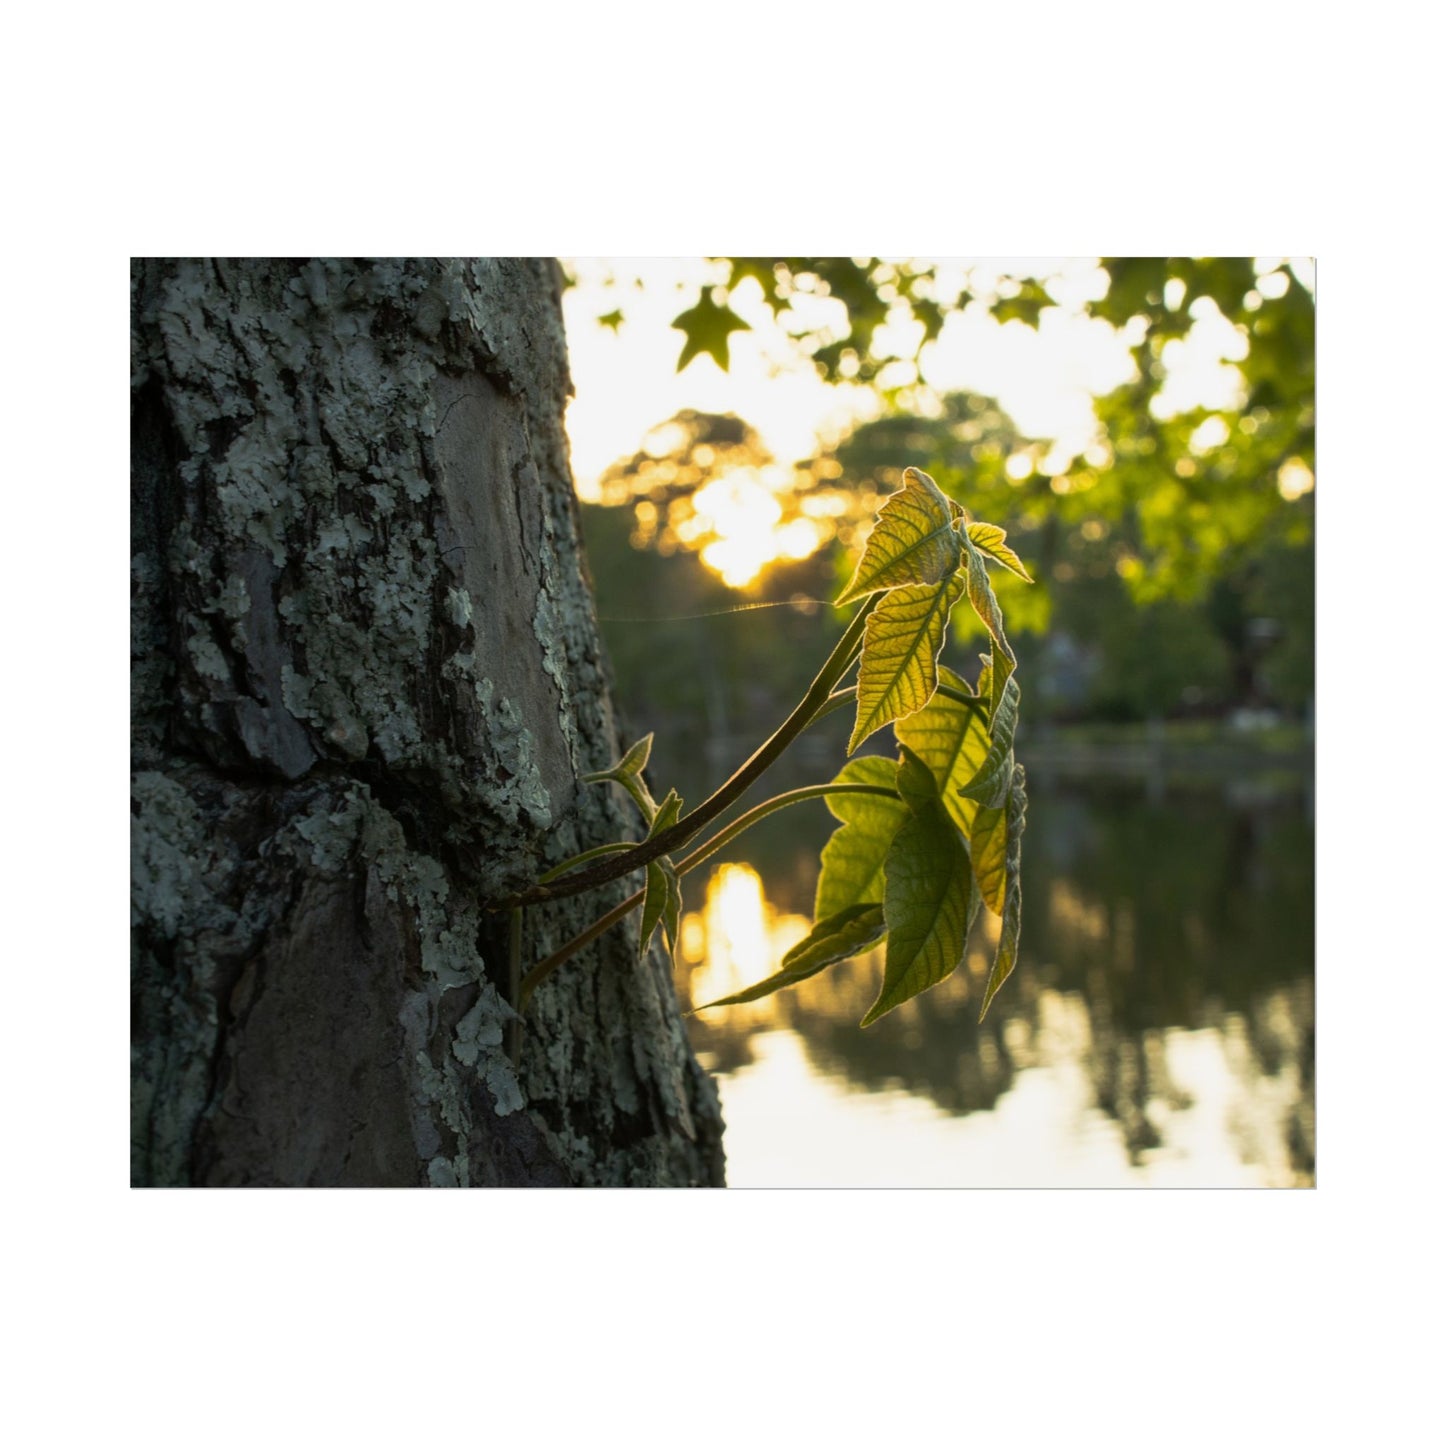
131;258;725;1186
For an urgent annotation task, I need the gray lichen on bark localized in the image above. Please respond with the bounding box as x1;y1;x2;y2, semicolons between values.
131;258;724;1186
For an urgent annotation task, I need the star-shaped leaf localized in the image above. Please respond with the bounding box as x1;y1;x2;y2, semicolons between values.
671;290;751;372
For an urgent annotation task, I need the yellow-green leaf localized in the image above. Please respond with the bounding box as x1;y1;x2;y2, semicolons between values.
848;574;967;753
970;802;1008;914
582;732;659;824
895;664;992;836
637;790;683;958
987;635;1016;731
639;857;681;960
836;467;962;605
695;904;886;1009
816;757;908;919
979;765;1028;1021
862;748;976;1026
958;521;1017;723
959;676;1020;808
965;521;1033;583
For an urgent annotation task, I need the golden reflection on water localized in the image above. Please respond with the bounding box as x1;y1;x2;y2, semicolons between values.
680;863;813;1024
679;861;1005;1030
676;856;1315;1187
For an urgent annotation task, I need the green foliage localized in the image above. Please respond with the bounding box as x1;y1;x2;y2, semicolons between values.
714;467;1027;1025
649;259;1313;714
990;278;1055;329
893;664;990;836
526;467;1032;1030
863;748;978;1026
1084;591;1231;722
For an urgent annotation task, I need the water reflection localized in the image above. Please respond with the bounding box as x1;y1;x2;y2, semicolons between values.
676;773;1314;1187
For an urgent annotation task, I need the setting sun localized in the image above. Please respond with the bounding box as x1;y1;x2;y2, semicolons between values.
691;468;826;587
683;864;810;1017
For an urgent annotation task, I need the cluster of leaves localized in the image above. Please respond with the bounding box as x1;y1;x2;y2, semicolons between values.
707;469;1028;1023
589;467;1030;1026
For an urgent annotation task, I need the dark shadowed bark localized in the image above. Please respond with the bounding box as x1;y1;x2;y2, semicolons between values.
131;258;724;1186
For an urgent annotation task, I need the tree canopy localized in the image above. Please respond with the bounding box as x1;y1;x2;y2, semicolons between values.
575;257;1315;724
666;256;1314;603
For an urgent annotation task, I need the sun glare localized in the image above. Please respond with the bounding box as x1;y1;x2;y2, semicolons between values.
691;467;825;588
1277;456;1315;501
683;863;810;1018
562;258;1297;590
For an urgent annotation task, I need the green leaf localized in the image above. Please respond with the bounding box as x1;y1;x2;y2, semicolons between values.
895;664;992;837
671;290;751;372
970;802;1008;915
582;732;659;824
958;520;1013;655
959;675;1020;808
637;790;683;959
979;765;1028;1021
815;756;908;920
836;467;962;605
958;523;1017;724
596;309;625;332
639;857;682;960
987;634;1016;732
862;747;976;1026
990;278;1055;329
849;573;967;753
965;521;1033;583
694;903;886;1009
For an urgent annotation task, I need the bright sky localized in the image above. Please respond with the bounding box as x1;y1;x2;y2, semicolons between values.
562;257;1141;498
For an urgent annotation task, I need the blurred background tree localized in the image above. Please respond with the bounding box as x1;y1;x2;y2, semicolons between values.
572;257;1314;753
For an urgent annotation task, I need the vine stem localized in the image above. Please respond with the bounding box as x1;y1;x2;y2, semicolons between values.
516;782;897;1010
536;841;639;885
494;595;879;911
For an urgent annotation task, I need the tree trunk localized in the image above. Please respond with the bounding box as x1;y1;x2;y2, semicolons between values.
131;258;725;1186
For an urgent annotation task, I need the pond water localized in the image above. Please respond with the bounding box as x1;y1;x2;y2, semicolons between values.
672;766;1315;1188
